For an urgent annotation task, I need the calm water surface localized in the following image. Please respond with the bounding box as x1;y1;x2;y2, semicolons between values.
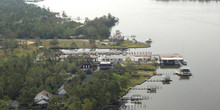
37;0;220;109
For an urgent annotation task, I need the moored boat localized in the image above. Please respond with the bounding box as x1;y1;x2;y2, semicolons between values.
161;75;172;82
175;67;192;76
131;94;142;103
145;38;152;43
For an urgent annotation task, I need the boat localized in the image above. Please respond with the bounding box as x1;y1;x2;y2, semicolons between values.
130;94;142;103
180;60;187;65
174;67;192;76
147;84;157;91
161;75;172;82
145;38;152;43
147;84;157;93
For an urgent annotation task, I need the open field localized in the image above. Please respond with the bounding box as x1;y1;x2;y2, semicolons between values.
38;39;150;49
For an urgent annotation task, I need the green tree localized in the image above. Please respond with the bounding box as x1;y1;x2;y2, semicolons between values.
48;96;61;110
50;37;59;46
34;37;42;47
82;98;93;110
76;70;86;81
125;57;132;66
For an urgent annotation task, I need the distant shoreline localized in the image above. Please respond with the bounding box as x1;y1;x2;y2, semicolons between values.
17;39;151;49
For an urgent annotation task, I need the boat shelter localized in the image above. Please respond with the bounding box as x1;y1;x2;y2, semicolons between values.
160;55;184;65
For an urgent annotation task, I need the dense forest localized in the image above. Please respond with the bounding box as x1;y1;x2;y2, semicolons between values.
0;49;133;110
0;0;118;40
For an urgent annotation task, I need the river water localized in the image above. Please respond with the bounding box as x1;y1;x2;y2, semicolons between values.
36;0;220;109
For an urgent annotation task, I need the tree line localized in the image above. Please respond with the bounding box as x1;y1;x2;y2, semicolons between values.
0;0;118;40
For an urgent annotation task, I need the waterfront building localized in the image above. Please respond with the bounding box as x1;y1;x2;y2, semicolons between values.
159;54;184;65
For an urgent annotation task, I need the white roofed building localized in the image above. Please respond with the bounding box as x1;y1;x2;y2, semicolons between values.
159;54;184;65
34;90;53;105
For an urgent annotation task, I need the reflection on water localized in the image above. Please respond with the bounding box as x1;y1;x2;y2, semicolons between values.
162;81;171;84
147;90;157;93
179;75;190;80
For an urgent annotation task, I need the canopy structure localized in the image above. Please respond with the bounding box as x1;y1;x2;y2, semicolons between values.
160;55;184;61
160;58;184;61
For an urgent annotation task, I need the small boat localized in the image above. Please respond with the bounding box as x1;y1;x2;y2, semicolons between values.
145;38;152;43
161;75;172;82
180;60;187;65
147;84;157;93
131;94;142;103
175;67;192;76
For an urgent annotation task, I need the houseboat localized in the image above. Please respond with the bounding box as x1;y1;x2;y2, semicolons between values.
175;67;192;76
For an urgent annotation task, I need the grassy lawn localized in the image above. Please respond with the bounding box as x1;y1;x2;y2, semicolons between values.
40;39;150;49
121;76;150;96
160;65;181;69
121;40;150;48
134;63;157;71
130;71;155;85
123;63;157;91
96;40;150;49
137;70;156;76
130;76;148;85
124;71;155;91
41;39;83;48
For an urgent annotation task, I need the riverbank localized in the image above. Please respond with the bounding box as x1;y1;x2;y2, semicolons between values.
120;69;156;96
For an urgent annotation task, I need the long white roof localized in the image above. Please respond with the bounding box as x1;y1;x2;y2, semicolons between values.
161;58;184;60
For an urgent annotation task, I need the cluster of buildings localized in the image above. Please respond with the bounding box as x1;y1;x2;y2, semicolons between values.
8;85;67;109
59;48;187;72
34;85;67;107
59;50;153;71
109;30;124;45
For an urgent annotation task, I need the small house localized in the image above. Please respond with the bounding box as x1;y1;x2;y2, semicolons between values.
109;30;124;46
34;90;53;105
80;64;93;71
58;85;67;95
80;63;94;74
57;85;67;100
